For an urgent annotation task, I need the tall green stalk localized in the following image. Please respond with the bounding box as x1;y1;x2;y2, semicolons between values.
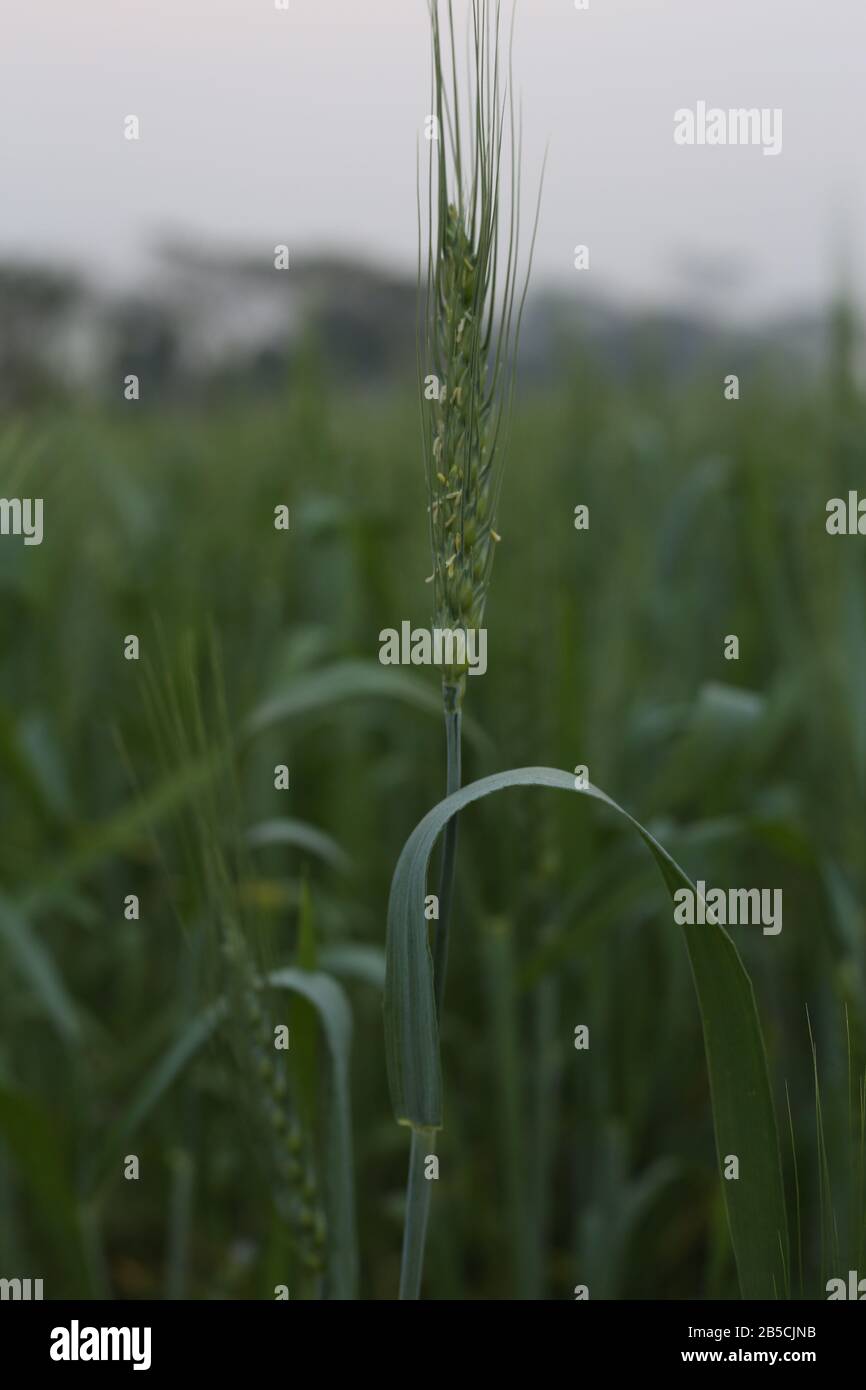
399;1129;438;1300
433;684;463;1017
399;684;461;1300
397;1;540;1298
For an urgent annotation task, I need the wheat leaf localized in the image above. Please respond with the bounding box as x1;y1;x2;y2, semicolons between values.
384;765;788;1300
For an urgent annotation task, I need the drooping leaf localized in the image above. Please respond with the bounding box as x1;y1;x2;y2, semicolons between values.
243;658;490;752
384;766;788;1301
319;944;386;992
23;662;478;904
246;818;351;874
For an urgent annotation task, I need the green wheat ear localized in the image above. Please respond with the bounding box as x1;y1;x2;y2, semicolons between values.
397;0;544;1303
420;0;543;696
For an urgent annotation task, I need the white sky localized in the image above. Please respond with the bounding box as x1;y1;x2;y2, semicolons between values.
1;0;863;320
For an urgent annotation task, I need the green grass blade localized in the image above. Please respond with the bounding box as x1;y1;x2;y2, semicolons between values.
19;662;483;908
291;882;319;1133
20;751;226;901
267;968;358;1300
243;658;491;753
384;765;788;1300
245;818;352;874
85;1002;227;1194
480;915;527;1294
0;894;84;1043
319;944;386;992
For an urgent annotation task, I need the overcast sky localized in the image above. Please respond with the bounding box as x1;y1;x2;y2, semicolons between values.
1;0;863;320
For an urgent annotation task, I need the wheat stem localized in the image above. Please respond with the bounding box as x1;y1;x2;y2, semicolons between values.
433;684;463;1018
398;0;537;1301
399;1129;438;1300
399;686;460;1300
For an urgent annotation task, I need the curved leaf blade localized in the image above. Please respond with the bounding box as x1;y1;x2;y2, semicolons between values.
384;766;788;1300
243;658;491;753
246;818;352;874
320;944;386;992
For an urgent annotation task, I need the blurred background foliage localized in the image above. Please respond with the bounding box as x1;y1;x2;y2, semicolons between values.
0;256;863;1299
